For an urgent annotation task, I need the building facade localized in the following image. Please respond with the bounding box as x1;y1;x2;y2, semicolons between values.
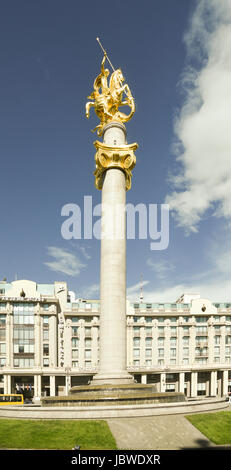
0;279;231;399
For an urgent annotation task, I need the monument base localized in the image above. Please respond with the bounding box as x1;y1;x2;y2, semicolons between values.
90;371;134;386
41;383;187;407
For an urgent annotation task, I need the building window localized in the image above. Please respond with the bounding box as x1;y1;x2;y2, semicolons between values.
72;361;78;368
183;326;190;333
133;349;140;357
133;316;141;323
146;317;152;323
133;326;140;334
85;327;91;337
214;335;220;344
0;343;6;354
183;358;189;365
170;327;177;335
72;327;78;336
43;344;49;356
170;337;177;347
133;360;140;366
158;348;164;357
158;337;164;346
214;326;220;333
72;349;78;358
183;348;189;357
71;317;78;323
145;349;152;357
196;317;207;323
0;330;6;341
85;350;91;359
170;348;176;357
85;338;92;348
158;359;164;365
43;358;49;367
133;337;140;347
14;358;34;367
166;383;175;391
85;361;92;369
183;316;189;323
43;316;49;325
0;315;6;325
195;357;207;364
71;338;78;348
145;338;152;348
158;327;164;335
145;327;152;336
214;357;220;363
43;329;49;340
145;360;151;366
196;326;207;334
13;304;35;367
183;336;189;345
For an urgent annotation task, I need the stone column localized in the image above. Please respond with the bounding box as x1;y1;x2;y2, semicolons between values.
3;374;8;394
222;370;228;396
191;371;198;397
7;375;11;394
37;375;41;398
92;122;137;385
210;370;217;396
179;372;185;393
50;375;56;397
141;374;147;384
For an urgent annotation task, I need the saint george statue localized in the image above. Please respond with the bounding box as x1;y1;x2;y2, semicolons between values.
86;52;135;135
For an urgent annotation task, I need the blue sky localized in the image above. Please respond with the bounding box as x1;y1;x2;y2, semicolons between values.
1;0;231;302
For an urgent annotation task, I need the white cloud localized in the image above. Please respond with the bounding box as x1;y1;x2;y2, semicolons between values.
133;279;231;304
146;258;175;279
166;0;231;232
127;280;149;294
82;283;100;299
44;246;86;276
78;245;91;260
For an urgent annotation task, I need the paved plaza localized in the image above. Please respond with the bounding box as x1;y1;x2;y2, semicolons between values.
107;405;231;450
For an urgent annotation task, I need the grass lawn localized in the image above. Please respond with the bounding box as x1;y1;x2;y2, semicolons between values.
186;411;231;445
0;419;117;450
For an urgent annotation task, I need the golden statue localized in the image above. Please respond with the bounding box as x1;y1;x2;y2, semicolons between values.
86;49;135;136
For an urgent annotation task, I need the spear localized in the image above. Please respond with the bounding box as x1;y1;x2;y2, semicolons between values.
96;37;130;98
96;37;115;72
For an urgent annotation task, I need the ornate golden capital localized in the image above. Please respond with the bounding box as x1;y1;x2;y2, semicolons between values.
94;141;138;191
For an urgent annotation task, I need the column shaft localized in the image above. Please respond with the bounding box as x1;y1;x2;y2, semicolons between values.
92;123;133;385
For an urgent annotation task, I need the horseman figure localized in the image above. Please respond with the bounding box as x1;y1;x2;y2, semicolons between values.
86;52;135;136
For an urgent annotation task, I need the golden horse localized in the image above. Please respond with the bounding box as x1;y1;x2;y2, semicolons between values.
86;55;135;136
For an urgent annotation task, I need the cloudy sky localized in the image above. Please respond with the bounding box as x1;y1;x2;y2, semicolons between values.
1;0;231;302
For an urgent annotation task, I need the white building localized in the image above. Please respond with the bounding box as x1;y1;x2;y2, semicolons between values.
0;279;231;399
